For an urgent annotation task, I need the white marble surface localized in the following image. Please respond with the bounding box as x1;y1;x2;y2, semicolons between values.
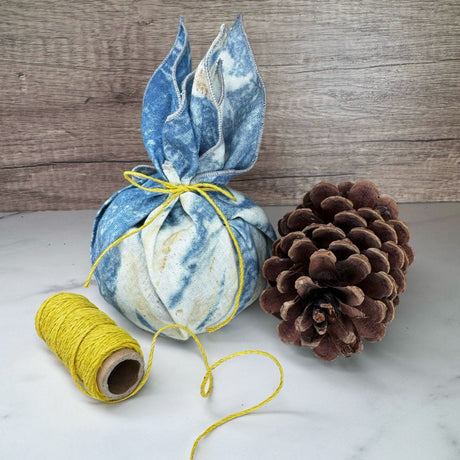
1;203;459;460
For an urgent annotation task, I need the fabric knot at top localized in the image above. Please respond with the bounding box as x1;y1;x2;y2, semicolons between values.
141;14;265;186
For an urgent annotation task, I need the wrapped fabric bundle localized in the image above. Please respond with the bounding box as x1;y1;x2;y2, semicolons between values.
90;15;275;339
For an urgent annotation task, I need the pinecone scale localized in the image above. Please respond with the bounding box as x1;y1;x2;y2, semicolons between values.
260;181;414;361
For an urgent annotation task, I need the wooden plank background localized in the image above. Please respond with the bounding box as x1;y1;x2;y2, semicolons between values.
1;0;459;211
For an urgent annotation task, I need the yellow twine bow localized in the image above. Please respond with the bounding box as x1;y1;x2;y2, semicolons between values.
85;170;245;333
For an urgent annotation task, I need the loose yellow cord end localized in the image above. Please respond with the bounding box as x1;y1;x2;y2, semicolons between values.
189;349;284;459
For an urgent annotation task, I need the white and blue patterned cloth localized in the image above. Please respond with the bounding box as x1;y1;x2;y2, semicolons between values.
90;15;275;339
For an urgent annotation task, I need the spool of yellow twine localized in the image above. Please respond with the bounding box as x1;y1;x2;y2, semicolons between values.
36;292;284;459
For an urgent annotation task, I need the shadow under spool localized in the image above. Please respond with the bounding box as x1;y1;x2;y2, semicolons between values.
96;348;145;400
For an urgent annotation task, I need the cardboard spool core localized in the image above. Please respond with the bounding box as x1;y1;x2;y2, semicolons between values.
96;348;145;400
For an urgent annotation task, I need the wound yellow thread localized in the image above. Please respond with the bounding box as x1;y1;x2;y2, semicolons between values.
36;292;284;459
84;170;244;333
35;292;144;402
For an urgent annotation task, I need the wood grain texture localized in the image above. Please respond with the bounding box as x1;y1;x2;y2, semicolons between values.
1;0;459;210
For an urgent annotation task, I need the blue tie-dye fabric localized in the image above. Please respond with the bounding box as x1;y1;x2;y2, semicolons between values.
90;15;275;339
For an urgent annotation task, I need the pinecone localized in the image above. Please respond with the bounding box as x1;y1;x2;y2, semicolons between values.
260;181;414;361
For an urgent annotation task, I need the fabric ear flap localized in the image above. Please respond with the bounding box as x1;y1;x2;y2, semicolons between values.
189;25;228;161
193;14;266;185
220;14;266;175
141;17;192;174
